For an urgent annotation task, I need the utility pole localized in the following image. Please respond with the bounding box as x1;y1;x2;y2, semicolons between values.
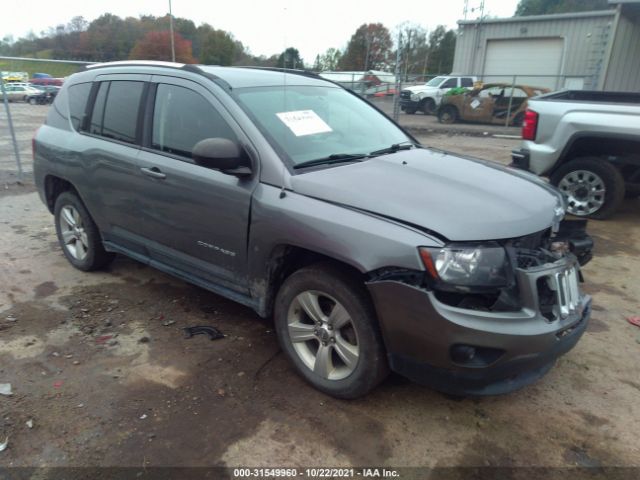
1;79;24;182
169;0;176;62
393;32;403;121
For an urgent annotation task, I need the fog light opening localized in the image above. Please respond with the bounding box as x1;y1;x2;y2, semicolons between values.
451;345;476;364
450;344;505;367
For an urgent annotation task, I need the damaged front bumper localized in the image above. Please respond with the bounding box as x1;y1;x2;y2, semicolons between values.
367;255;591;396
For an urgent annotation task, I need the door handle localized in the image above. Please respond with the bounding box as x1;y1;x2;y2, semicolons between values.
140;166;166;179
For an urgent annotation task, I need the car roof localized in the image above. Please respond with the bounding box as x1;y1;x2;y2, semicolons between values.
85;61;333;89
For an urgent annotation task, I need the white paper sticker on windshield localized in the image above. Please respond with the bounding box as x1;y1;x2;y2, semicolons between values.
276;110;332;137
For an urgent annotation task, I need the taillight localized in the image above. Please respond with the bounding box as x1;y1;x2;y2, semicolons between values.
522;109;538;141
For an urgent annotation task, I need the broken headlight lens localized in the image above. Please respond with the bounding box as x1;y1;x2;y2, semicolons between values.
419;245;509;288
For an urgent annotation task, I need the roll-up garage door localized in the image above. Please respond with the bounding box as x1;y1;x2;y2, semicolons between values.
483;38;564;90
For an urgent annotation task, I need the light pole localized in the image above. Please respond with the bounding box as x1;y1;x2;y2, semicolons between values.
169;0;176;62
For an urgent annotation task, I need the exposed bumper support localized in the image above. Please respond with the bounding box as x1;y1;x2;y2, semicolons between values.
510;148;531;171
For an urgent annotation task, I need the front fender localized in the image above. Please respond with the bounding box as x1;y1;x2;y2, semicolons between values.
247;184;442;300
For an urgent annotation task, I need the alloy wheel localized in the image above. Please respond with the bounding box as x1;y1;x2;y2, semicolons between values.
58;205;89;260
558;170;606;216
287;290;360;380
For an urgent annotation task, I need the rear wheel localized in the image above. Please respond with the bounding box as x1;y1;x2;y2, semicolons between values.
274;263;388;398
54;192;115;271
550;157;625;220
438;105;458;124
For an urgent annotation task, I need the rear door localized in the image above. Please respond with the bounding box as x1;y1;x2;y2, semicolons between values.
78;75;150;255
132;76;258;292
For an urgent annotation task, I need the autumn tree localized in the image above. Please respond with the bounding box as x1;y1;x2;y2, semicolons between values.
196;24;237;65
129;30;195;63
314;47;342;71
277;47;304;69
339;23;392;71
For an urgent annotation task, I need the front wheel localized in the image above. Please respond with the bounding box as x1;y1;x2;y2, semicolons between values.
421;98;436;115
550;157;625;220
28;97;37;105
274;263;389;398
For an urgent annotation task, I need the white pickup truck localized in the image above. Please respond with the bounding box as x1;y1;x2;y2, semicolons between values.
511;90;640;219
399;75;477;115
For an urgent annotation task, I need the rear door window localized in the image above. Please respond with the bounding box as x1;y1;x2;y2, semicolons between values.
461;77;474;88
88;81;144;144
150;83;236;159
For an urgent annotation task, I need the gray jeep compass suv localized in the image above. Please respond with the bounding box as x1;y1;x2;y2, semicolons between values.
33;61;593;398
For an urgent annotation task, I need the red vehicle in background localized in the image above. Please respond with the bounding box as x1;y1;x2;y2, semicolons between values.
29;73;64;86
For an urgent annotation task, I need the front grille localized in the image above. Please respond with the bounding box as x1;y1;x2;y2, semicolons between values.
510;229;582;322
400;90;412;100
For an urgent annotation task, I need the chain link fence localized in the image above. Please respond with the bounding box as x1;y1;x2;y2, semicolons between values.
1;57;598;181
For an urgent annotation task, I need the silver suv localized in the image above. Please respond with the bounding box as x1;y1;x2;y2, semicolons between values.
33;61;593;398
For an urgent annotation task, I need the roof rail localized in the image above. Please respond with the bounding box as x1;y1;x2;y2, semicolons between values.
233;66;322;80
85;60;187;70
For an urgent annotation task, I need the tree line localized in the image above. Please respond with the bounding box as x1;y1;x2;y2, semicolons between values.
0;14;457;75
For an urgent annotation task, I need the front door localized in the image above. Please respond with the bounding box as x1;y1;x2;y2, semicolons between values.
133;77;257;293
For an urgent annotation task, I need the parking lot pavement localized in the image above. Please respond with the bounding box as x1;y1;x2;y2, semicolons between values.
1;106;640;469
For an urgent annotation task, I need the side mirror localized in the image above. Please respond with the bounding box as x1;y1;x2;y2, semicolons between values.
192;138;252;177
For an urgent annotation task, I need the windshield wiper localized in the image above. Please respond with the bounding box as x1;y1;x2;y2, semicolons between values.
369;142;417;156
293;153;368;170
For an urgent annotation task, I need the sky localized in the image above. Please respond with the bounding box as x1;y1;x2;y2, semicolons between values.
1;0;519;62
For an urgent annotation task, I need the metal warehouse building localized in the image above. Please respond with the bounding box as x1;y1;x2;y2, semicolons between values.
451;0;640;92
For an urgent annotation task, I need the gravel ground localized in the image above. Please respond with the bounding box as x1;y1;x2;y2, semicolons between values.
1;103;639;474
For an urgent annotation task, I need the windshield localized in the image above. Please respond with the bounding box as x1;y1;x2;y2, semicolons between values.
234;85;411;166
425;76;446;87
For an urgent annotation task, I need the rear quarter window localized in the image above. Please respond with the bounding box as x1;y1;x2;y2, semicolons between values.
45;86;71;130
68;82;92;131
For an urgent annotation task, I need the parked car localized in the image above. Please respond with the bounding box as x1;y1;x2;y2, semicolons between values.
438;83;550;126
399;75;477;114
28;84;60;104
33;61;593;398
29;76;64;87
511;90;640;219
1;83;43;103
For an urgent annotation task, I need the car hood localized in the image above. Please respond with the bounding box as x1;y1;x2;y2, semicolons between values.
290;148;562;241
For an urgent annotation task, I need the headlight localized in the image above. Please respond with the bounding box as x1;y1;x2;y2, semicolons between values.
410;93;420;101
419;245;509;288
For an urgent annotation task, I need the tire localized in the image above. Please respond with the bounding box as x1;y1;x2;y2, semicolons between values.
274;262;389;399
54;191;115;271
28;97;37;105
404;106;417;115
420;98;436;115
438;105;458;124
550;157;625;220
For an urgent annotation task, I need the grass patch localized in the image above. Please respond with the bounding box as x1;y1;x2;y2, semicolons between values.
0;59;87;79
